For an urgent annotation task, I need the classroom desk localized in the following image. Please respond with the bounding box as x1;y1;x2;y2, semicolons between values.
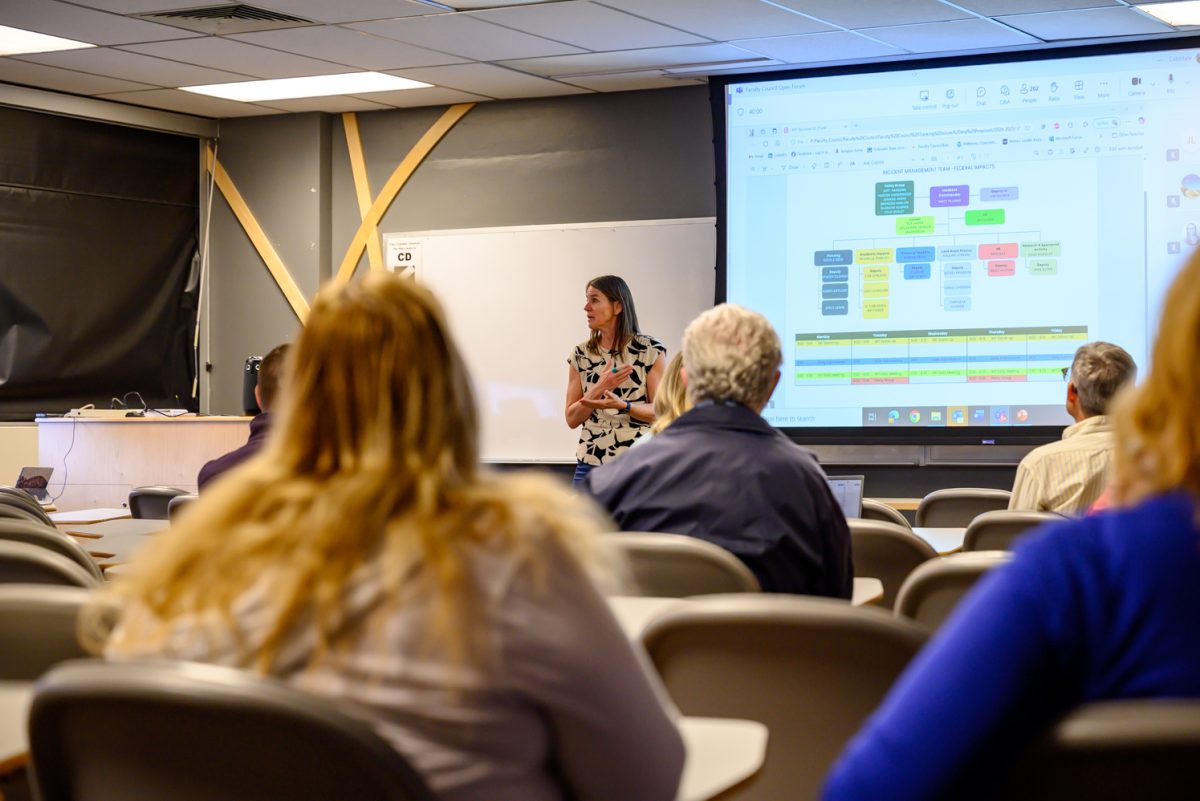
0;681;33;777
872;497;920;512
50;507;131;526
913;527;967;555
64;518;167;570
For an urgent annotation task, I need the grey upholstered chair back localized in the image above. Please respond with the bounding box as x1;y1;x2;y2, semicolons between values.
0;584;93;680
848;519;938;610
963;509;1065;551
604;531;761;597
29;660;438;801
128;486;191;520
167;494;199;522
0;486;55;525
642;595;926;801
894;551;1012;630
0;541;102;588
0;520;103;582
1001;701;1200;801
916;488;1013;527
0;501;51;527
860;498;912;529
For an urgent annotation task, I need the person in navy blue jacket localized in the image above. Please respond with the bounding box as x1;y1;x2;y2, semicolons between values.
823;250;1200;801
198;344;288;491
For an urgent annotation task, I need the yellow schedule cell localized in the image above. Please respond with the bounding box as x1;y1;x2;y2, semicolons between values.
855;248;893;264
862;265;890;281
863;282;890;297
862;299;889;319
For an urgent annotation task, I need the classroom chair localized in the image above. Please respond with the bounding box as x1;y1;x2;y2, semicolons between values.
894;551;1012;631
1001;700;1200;801
0;520;103;583
0;542;101;588
0;486;55;526
167;494;198;522
860;498;912;529
603;531;761;597
0;502;54;527
916;488;1013;527
848;519;939;610
28;660;438;801
0;585;93;680
963;509;1066;551
642;595;927;801
128;486;191;520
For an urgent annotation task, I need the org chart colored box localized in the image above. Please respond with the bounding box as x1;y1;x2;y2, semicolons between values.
863;282;890;297
862;265;890;281
981;186;1019;201
978;243;1018;259
821;266;849;281
822;283;849;299
855;248;893;264
875;181;914;215
946;297;972;311
896;216;935;235
1029;259;1057;275
943;285;972;296
1021;241;1062;257
965;209;1005;225
930;184;969;207
938;246;975;260
943;279;971;290
987;260;1016;276
815;250;853;266
896;246;935;263
822;300;848;316
862;299;889;319
942;262;972;277
903;263;931;280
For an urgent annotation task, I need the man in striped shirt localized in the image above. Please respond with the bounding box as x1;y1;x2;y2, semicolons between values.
1009;341;1137;514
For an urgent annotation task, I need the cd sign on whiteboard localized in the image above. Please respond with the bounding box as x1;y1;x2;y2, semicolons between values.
386;240;423;277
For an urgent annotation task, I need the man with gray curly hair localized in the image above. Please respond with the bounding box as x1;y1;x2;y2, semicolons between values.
583;304;852;597
1010;341;1137;513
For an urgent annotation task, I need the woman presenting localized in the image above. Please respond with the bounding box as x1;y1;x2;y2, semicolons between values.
566;275;665;486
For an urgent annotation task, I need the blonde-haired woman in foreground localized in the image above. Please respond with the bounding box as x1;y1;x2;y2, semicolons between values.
822;249;1200;801
95;273;684;801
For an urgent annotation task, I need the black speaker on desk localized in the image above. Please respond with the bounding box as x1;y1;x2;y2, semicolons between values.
242;356;262;415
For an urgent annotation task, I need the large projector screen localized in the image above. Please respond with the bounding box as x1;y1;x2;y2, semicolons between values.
714;39;1200;444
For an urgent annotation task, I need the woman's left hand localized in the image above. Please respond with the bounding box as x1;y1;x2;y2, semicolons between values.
578;391;625;411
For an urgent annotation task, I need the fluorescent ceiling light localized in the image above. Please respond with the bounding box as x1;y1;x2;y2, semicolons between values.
1138;2;1200;25
0;24;94;56
182;72;431;102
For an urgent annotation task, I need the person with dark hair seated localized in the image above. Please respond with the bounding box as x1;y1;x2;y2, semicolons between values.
197;343;289;491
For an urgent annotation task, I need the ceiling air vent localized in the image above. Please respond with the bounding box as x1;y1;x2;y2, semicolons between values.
137;4;317;35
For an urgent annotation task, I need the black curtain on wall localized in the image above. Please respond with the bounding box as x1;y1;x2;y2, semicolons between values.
0;106;199;421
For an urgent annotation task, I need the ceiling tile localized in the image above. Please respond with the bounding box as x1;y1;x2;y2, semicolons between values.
953;0;1121;13
119;37;349;79
228;26;466;70
258;95;394;112
387;62;590;98
0;57;156;94
0;0;202;46
500;42;774;77
98;87;283;117
442;0;553;7
769;0;972;29
14;48;252;87
997;6;1176;39
249;0;440;24
52;1;236;11
863;19;1041;53
733;31;906;63
352;85;492;108
350;14;585;61
561;71;705;91
597;0;835;39
474;0;709;51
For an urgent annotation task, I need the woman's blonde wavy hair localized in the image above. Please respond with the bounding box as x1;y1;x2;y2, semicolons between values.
1113;247;1200;505
90;272;615;670
650;352;688;435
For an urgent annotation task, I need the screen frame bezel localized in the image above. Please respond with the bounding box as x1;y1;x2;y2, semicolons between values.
709;34;1200;446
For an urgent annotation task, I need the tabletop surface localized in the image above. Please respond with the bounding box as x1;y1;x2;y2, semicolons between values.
0;681;33;774
912;526;967;555
50;508;131;525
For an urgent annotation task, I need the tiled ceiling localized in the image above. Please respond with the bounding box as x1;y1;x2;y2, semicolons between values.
0;0;1196;119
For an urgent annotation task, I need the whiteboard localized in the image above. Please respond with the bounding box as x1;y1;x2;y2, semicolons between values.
383;219;716;462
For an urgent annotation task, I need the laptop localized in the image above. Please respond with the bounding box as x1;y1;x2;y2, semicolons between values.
14;466;54;503
826;475;865;519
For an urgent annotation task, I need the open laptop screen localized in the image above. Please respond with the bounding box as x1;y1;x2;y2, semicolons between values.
826;475;865;520
15;466;53;502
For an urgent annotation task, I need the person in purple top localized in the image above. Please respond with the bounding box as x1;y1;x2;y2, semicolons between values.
197;344;289;491
822;250;1200;801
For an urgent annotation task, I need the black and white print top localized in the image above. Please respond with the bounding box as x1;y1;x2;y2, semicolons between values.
569;333;666;466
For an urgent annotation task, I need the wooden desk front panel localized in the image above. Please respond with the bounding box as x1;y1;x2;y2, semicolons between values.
38;418;251;511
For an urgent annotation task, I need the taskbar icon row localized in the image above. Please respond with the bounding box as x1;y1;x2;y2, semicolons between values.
862;404;1065;427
